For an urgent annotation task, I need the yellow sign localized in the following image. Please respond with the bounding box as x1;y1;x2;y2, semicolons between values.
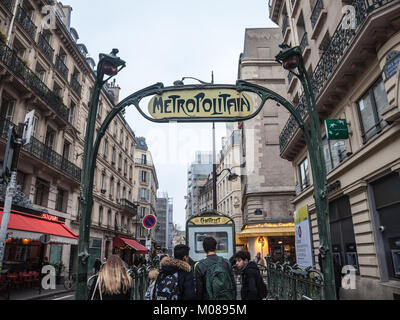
148;89;254;119
294;205;309;225
190;216;231;225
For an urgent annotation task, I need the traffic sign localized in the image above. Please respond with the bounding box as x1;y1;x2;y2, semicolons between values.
142;214;157;229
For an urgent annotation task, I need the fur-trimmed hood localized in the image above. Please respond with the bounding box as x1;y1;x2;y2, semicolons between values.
160;257;191;273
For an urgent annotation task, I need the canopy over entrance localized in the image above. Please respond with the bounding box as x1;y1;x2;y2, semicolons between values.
113;237;148;254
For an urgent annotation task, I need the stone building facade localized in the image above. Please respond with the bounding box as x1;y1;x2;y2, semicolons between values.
270;0;400;299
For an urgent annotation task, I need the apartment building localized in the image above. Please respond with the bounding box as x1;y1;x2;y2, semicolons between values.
0;0;148;275
155;193;173;255
236;27;296;263
270;0;400;299
134;137;158;244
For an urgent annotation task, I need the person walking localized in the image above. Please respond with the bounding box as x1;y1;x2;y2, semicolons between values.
88;255;132;300
195;237;236;300
152;244;196;300
144;268;159;300
234;250;267;300
253;252;265;267
93;258;102;274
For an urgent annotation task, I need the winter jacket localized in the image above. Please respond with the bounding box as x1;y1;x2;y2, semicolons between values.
194;254;236;300
240;261;265;300
88;275;131;300
155;257;196;300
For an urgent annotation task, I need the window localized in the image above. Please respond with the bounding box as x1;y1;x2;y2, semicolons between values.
98;206;103;226
129;165;133;180
103;139;108;159
111;146;116;164
118;153;122;170
140;170;148;183
97;102;102;120
139;188;149;201
120;129;123;144
0;98;15;122
69;102;75;124
35;178;50;207
110;177;114;199
55;188;66;212
141;154;147;165
124;159;127;176
322;138;347;172
101;171;106;192
299;158;310;191
31;115;38;138
357;78;389;143
113;121;117;137
107;209;112;227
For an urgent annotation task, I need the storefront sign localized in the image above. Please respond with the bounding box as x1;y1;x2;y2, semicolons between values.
325;119;349;140
294;206;314;269
190;216;231;226
148;89;254;120
41;213;59;222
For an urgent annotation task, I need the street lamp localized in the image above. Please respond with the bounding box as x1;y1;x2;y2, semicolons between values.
276;43;336;300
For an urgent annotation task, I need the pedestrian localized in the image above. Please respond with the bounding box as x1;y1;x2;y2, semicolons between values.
234;250;267;300
253;252;265;267
94;258;102;274
144;268;159;300
152;244;196;300
195;237;236;300
88;255;132;300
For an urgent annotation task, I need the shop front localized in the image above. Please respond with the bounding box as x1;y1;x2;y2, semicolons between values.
237;222;295;265
113;237;148;267
0;206;78;276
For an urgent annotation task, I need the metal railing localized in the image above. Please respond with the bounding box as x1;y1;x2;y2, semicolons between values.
16;5;37;41
0;40;72;124
279;0;396;154
55;55;69;80
120;198;138;215
0;0;13;12
0;116;81;182
70;76;82;97
265;256;325;300
37;32;54;62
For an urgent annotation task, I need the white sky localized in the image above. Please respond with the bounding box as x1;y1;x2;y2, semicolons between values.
63;0;277;229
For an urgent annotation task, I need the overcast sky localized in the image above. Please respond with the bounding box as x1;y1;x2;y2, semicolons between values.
63;0;277;229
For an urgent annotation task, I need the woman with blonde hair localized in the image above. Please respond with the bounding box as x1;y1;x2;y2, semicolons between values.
88;255;132;300
144;268;159;300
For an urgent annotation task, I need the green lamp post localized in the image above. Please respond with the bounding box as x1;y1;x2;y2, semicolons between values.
276;43;336;300
75;49;126;300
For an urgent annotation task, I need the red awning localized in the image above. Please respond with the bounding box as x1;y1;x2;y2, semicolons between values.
0;210;78;245
113;237;148;254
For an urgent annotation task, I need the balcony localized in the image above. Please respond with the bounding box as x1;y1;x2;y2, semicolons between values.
0;41;72;125
70;75;82;97
279;0;398;160
55;55;69;80
15;5;37;41
37;32;54;62
0;0;13;12
0;116;81;182
120;199;138;216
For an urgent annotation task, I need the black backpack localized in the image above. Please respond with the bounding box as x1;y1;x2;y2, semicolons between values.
153;270;180;300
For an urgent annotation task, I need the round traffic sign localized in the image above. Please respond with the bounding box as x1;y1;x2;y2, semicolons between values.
142;214;157;229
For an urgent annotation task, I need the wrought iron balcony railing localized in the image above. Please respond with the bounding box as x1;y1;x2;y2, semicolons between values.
310;0;324;29
0;0;13;12
55;55;69;80
0;40;72;124
120;199;138;215
279;0;396;154
70;75;82;97
0;116;81;182
37;32;54;62
16;5;37;41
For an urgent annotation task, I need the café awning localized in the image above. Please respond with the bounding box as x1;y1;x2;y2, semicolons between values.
1;209;78;245
113;237;148;254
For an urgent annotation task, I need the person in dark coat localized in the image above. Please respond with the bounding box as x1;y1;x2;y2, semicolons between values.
153;244;196;300
318;253;342;300
234;250;266;300
93;258;102;274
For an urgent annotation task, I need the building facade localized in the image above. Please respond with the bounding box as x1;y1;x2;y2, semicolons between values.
155;193;173;254
0;1;157;276
236;27;296;264
270;0;400;299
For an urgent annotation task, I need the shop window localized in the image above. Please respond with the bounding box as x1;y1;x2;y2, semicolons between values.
329;196;359;274
357;77;390;143
371;173;400;280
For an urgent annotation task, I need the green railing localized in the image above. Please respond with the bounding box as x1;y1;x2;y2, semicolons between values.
265;256;325;300
129;266;151;300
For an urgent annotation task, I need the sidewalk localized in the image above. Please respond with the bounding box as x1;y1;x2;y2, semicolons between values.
0;284;74;300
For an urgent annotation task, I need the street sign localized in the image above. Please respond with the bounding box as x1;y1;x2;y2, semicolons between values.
325;119;349;140
22;110;35;146
142;214;157;229
148;89;254;120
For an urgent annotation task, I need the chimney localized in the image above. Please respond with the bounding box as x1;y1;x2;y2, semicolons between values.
107;79;121;104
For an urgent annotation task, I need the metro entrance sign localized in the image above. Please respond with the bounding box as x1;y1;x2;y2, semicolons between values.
76;44;337;300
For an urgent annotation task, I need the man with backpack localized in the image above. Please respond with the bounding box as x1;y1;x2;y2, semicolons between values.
152;244;196;300
234;250;267;300
195;237;236;300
